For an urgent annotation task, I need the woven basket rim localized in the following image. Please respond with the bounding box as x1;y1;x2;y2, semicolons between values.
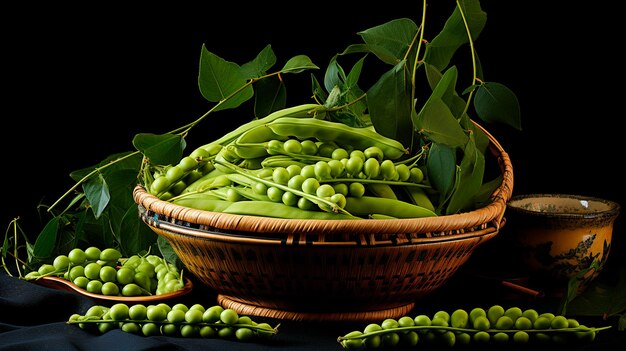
134;122;513;236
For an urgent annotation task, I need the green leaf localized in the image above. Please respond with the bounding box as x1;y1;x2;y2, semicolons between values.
344;55;367;91
424;0;486;71
563;262;626;317
324;55;345;93
83;173;110;219
240;44;276;78
366;60;412;147
474;82;522;130
198;44;254;111
459;114;490;154
158;236;182;268
280;55;319;74
415;97;468;148
426;143;457;206
341;43;399;65
32;217;60;259
357;18;418;65
253;76;286;118
70;151;142;183
132;133;185;166
311;74;328;104
474;174;503;206
426;66;467;119
445;138;485;214
119;204;158;256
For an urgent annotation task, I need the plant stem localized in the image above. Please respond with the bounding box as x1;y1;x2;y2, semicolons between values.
456;0;480;117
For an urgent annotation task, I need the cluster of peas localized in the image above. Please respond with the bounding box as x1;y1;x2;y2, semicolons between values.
144;109;438;218
68;302;276;341
24;247;184;297
338;305;607;349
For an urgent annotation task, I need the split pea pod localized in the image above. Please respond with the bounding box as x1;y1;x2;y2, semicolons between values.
171;194;234;212
265;117;408;160
195;103;322;148
344;196;437;218
222;201;359;220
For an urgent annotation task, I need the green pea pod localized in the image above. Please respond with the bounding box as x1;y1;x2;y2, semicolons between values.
196;103;322;148
265;117;408;160
261;155;308;169
222;201;359;220
344;196;437;218
366;183;397;200
405;186;436;212
182;168;227;193
172;194;234;212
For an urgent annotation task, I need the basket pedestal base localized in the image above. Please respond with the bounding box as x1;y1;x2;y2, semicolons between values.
217;294;415;322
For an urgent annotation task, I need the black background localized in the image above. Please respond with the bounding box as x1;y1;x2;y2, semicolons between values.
1;2;625;350
3;2;624;266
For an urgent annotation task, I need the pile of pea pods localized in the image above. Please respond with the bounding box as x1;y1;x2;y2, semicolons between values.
146;104;438;220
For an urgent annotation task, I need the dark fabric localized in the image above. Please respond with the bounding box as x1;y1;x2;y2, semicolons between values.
1;272;624;351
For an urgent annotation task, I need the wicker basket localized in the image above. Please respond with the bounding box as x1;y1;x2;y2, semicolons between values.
133;123;513;322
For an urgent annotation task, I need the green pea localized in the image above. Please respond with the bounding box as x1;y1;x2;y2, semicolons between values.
495;315;514;330
161;323;179;337
513;330;529;344
409;167;424;183
450;309;469;328
551;315;569;329
504;307;523;322
331;148;349;160
300;165;316;179
567;318;580;328
514;316;532;330
254;182;268;195
314;161;333;180
300;140;318;155
469;307;487;325
69;266;85;281
397;316;415;329
533;316;551;330
521;309;539;323
167;309;186;323
272;167;290;185
456;332;471;345
395;164;411;181
440;331;456;347
37;264;56;276
86;280;103;294
147;305;168;321
364;146;384;162
109;303;130;321
316;184;335;198
286;164;302;178
535;332;551;343
73;276;89;289
364;335;381;349
52;255;70;271
266;186;285;202
121;322;141;334
282;191;299;207
346;156;364;176
363;158;380;178
220;309;239;324
317;141;338;158
301;178;320;195
493;332;509;343
237;316;253;325
98;321;117;334
575;325;596;342
381;318;399;329
332;183;349;196
128;304;147;320
431;316;448;333
413;314;432;332
101;282;119;296
348;182;365;198
185;309;204;324
328;159;345;178
297;197;316;211
473;316;490;331
487;305;505;325
473;331;490;343
382;332;400;347
283;139;303;154
380;160;397;180
199;326;217;338
181;324;200;338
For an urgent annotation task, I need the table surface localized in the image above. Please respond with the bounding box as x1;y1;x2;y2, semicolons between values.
1;254;624;351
